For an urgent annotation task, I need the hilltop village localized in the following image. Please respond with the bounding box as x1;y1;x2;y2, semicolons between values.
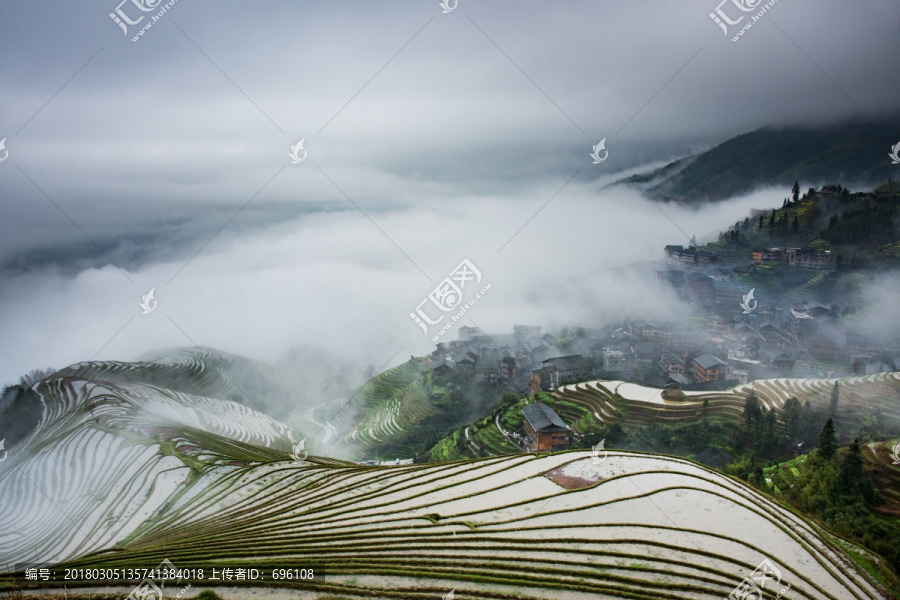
427;182;900;396
428;303;891;398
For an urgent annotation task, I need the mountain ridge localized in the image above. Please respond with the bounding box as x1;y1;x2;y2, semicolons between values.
613;118;900;203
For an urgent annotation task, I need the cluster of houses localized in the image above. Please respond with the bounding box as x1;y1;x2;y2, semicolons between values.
429;324;602;394
430;298;894;456
426;321;730;395
422;230;893;455
427;296;894;397
663;244;833;271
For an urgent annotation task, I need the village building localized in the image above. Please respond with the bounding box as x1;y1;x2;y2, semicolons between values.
758;347;795;372
601;346;632;375
499;356;516;381
433;357;456;377
787;247;831;270
660;353;686;376
522;401;571;452
456;355;476;374
847;333;883;356
714;281;744;306
530;354;593;394
809;328;848;359
788;309;816;340
693;354;727;382
687;273;715;301
751;248;784;265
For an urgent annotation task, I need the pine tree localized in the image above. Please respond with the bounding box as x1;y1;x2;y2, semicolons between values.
782;397;802;441
819;418;837;459
829;382;839;417
769;210;776;228
792;181;800;204
758;215;764;230
791;216;799;233
834;438;863;498
743;395;761;435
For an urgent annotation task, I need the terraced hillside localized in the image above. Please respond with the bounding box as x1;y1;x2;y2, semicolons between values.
0;353;895;599
315;359;438;460
56;348;282;404
548;372;900;433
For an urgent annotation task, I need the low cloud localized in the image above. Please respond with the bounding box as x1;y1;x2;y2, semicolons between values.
0;181;783;388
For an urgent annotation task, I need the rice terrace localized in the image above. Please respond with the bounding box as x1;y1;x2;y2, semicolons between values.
2;351;900;598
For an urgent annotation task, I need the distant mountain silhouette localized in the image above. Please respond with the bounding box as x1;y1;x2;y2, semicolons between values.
613;116;900;203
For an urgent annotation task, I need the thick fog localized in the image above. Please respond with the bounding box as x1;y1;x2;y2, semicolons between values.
1;0;899;386
0;186;821;385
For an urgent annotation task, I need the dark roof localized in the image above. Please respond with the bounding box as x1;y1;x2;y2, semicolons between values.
434;357;456;371
643;373;670;388
694;354;725;369
522;402;570;432
760;347;793;362
543;354;591;370
668;373;693;386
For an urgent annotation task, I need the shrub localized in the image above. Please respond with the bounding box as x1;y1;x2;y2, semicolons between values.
661;389;686;401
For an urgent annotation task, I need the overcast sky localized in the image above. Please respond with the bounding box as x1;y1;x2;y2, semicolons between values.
0;0;899;387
